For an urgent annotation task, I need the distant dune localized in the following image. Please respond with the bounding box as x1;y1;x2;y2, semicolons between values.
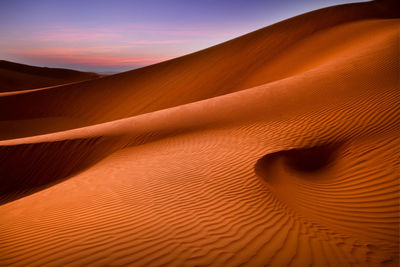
0;60;101;92
0;0;399;266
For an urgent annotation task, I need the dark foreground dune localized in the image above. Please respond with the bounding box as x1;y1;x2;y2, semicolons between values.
0;60;101;93
0;0;399;266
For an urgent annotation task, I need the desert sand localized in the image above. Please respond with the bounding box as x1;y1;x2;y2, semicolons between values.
0;60;101;93
0;0;399;266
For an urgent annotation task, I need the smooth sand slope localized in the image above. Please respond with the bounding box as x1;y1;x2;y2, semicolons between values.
0;60;101;93
0;0;399;266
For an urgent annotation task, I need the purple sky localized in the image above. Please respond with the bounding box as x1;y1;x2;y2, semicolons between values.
0;0;366;73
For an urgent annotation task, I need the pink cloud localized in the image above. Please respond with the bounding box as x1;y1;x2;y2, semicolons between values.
30;23;240;45
7;49;172;66
1;22;246;70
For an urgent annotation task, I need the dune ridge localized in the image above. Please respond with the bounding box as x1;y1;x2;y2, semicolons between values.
0;0;399;266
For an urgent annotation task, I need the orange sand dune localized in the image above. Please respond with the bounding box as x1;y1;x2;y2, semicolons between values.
0;0;399;139
0;60;101;93
0;0;399;266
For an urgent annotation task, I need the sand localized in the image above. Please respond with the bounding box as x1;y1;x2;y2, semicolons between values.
0;0;399;266
0;60;101;93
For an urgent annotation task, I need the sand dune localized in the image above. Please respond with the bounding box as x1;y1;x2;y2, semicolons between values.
0;60;101;93
0;0;399;266
0;0;399;139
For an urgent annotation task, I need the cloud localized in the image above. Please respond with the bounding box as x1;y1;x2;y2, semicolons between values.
6;48;171;66
0;22;245;71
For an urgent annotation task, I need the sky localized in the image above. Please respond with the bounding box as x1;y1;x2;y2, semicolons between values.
0;0;366;73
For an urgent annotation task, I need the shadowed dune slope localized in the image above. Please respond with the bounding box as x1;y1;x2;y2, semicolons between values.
0;60;101;92
0;0;399;266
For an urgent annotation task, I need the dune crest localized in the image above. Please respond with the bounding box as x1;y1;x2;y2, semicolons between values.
0;0;399;266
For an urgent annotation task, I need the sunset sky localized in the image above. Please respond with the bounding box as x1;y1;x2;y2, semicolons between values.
0;0;365;73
